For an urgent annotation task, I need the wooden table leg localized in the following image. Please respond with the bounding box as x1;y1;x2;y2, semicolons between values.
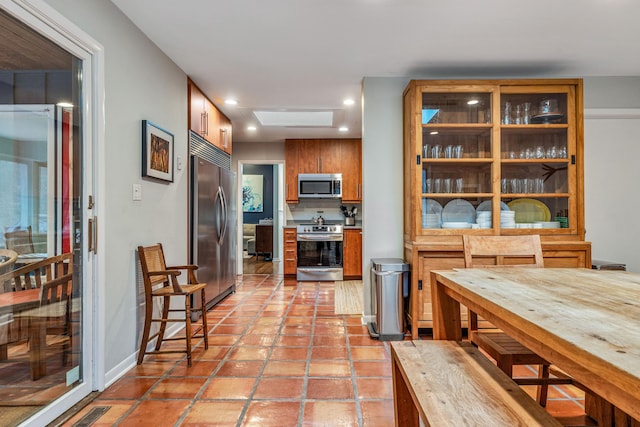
430;272;462;341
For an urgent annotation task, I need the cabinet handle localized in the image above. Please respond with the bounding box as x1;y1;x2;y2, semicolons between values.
220;128;228;148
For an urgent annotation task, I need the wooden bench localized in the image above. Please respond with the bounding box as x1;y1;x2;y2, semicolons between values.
390;340;562;427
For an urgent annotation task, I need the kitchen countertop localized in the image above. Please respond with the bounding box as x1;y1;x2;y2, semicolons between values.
283;222;361;229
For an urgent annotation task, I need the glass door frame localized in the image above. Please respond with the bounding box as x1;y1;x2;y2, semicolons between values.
2;0;105;425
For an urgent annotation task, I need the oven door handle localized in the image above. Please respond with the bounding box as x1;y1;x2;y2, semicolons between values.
297;234;343;241
298;268;333;272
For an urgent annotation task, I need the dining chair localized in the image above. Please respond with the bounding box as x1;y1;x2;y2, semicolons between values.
137;243;209;367
37;271;74;371
0;253;73;364
4;226;35;255
462;234;571;406
0;249;18;276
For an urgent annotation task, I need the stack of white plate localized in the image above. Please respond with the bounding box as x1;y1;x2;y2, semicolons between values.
500;210;516;228
476;211;491;228
442;222;472;229
423;213;441;229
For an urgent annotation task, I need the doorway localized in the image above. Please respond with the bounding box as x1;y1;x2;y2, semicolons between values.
238;161;284;275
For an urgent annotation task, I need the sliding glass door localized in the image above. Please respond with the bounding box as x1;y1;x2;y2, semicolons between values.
0;3;98;425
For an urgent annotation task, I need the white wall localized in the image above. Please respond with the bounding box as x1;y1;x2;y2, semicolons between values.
584;111;640;272
361;77;409;320
45;0;190;376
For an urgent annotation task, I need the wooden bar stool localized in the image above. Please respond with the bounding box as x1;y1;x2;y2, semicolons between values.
137;243;208;366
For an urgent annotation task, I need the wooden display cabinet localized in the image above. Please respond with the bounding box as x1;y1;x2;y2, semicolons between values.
283;228;297;275
403;79;591;338
343;228;362;279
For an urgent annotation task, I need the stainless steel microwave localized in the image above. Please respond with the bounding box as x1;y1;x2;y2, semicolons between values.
298;173;342;199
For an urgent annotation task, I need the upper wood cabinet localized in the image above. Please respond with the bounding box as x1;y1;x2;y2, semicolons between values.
285;138;362;203
285;140;299;203
341;139;362;203
188;79;232;154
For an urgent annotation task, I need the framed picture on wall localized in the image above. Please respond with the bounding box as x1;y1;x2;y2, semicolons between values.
142;120;174;183
242;174;263;212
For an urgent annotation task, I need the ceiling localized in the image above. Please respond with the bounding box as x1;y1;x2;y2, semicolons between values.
109;1;640;144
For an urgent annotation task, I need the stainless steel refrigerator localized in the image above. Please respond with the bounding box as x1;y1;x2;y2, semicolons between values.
190;155;236;318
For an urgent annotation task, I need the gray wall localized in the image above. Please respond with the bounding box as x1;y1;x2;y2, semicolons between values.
45;0;190;379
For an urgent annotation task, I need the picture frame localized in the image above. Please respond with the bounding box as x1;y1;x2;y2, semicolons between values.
142;120;174;183
242;174;264;212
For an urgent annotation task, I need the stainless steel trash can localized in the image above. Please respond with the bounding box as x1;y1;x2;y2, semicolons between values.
367;258;409;341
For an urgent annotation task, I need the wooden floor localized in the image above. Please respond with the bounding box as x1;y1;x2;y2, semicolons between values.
243;254;282;275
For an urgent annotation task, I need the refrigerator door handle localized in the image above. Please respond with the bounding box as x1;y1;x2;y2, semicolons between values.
218;185;228;245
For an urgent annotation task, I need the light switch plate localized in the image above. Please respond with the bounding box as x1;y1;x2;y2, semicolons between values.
133;184;142;201
177;155;183;170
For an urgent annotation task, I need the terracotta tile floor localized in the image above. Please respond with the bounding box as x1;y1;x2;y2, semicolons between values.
60;274;593;426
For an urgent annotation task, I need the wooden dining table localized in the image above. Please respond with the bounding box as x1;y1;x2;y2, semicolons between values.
430;267;640;423
0;287;48;379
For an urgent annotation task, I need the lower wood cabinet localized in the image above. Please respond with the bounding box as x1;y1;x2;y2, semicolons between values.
404;241;592;339
283;228;297;275
343;228;362;279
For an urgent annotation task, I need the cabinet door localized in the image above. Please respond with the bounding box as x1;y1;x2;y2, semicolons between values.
283;229;297;275
343;229;362;278
219;113;232;154
341;139;362;202
189;83;206;137
419;89;495;233
298;140;321;173
285;140;299;203
319;139;342;173
500;85;577;236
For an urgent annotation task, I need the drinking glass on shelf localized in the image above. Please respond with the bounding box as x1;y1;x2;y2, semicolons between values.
534;178;544;193
444;145;454;158
501;178;509;193
433;178;442;193
443;178;452;193
454;178;463;193
432;145;442;159
425;178;433;193
454;145;464;158
422;144;430;158
535;145;545;159
522;102;532;124
558;146;567;158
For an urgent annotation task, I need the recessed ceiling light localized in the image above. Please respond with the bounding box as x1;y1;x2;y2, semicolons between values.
343;99;355;106
57;102;74;108
467;99;479;105
430;131;439;135
339;126;349;132
224;99;238;105
247;125;257;131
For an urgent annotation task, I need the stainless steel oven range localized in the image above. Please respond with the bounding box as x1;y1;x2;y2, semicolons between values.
296;223;343;281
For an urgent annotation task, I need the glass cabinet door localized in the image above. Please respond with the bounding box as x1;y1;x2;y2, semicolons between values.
499;88;575;232
420;91;495;230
